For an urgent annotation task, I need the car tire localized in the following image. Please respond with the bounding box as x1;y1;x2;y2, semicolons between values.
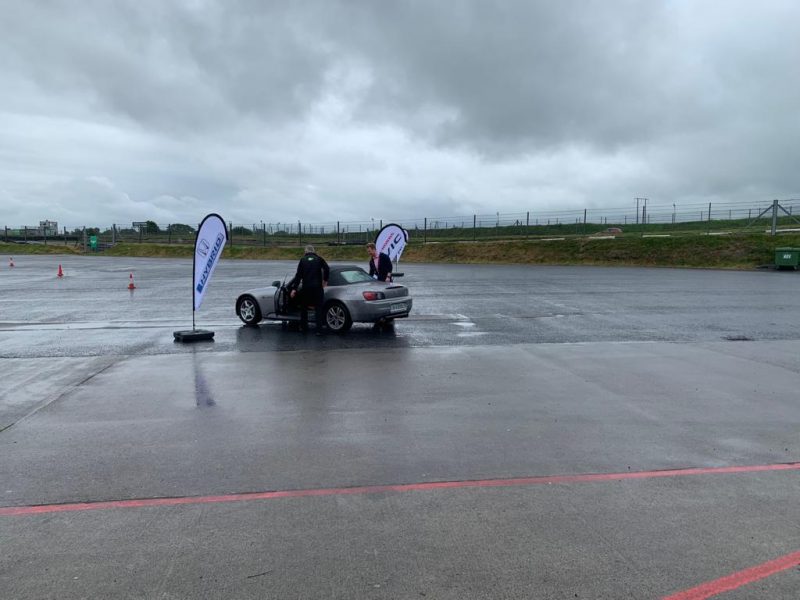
324;301;352;333
236;295;262;326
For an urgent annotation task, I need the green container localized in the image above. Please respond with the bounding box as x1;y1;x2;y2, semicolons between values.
775;247;800;269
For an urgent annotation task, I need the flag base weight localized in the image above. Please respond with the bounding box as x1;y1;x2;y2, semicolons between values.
173;329;215;343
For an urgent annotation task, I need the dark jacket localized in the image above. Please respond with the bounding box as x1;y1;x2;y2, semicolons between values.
369;252;393;282
290;252;330;291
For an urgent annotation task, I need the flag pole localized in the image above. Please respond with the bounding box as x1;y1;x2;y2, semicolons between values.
174;213;227;342
192;229;197;332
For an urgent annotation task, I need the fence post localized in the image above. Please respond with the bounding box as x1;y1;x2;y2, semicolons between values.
263;223;266;247
771;199;779;236
337;221;340;245
5;226;8;242
473;215;476;241
24;226;27;242
168;224;172;244
583;209;587;234
298;221;302;246
83;227;87;252
707;202;712;234
424;218;427;244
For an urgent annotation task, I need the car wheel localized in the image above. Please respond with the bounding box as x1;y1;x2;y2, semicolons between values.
237;295;262;326
324;301;352;333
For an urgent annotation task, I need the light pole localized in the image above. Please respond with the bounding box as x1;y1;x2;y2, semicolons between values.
635;197;648;225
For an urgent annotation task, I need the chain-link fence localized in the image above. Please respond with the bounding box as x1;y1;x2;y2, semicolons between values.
3;198;800;249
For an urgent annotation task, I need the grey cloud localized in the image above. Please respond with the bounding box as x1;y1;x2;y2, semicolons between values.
329;1;800;155
5;1;797;149
0;0;798;228
1;1;334;132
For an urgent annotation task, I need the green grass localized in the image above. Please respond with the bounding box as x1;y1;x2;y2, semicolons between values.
0;242;81;256
3;234;800;269
401;234;796;268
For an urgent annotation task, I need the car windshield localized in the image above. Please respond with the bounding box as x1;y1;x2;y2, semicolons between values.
334;269;374;285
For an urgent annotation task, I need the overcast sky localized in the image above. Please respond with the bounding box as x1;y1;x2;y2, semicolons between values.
1;0;798;228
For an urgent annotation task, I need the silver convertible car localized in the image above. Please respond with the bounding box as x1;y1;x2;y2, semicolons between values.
235;265;413;333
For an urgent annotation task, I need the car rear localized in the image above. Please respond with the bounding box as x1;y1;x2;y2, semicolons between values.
348;283;413;322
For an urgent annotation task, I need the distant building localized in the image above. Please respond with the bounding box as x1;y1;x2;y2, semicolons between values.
39;220;58;235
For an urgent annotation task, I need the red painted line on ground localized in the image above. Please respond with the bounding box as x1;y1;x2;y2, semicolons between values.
662;549;800;600
1;462;798;517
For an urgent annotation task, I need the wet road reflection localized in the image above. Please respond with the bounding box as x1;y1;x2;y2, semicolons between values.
1;255;799;359
234;321;411;353
192;349;216;408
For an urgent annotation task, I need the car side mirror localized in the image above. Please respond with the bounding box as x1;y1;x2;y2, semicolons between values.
272;280;281;287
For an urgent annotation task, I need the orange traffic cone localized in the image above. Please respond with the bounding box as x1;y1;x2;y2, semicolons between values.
128;272;136;290
8;257;14;268
57;264;64;278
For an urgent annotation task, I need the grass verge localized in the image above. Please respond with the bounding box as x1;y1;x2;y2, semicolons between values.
0;242;82;256
3;234;800;269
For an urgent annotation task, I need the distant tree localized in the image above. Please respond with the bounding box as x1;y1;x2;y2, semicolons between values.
169;223;195;235
85;227;100;236
232;226;253;236
145;220;160;234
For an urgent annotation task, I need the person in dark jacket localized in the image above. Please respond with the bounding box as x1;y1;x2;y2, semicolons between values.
366;242;393;282
289;245;330;334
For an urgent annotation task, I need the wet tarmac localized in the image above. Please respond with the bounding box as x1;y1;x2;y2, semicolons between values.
1;255;800;598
